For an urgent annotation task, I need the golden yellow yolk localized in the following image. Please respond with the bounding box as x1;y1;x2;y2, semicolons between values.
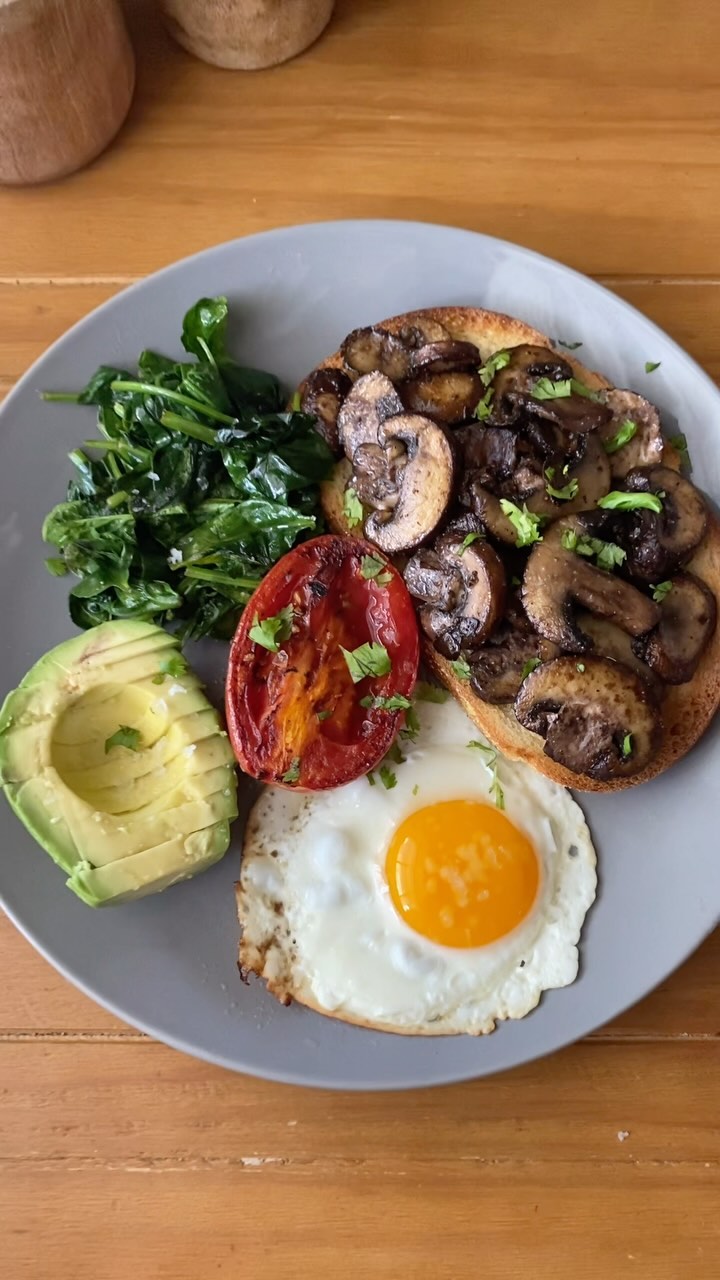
385;799;540;948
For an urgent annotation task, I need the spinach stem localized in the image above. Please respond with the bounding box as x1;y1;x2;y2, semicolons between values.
110;380;236;426
160;412;218;445
41;391;82;403
106;489;129;509
183;566;261;590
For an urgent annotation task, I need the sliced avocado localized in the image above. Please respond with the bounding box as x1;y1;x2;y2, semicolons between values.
0;621;238;905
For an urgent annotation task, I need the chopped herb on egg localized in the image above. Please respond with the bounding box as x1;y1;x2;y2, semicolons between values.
341;641;392;683
379;765;397;790
415;680;449;703
359;693;412;712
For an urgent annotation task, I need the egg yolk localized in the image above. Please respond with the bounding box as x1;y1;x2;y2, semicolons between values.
385;800;540;948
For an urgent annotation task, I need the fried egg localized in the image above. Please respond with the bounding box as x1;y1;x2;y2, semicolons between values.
237;697;597;1035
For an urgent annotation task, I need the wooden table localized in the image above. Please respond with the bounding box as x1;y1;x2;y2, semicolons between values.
1;2;719;1275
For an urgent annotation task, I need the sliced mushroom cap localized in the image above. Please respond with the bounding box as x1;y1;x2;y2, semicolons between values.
598;389;664;479
525;434;611;517
463;477;524;546
632;572;717;684
576;613;659;689
401;370;483;424
337;371;403;460
300;368;353;455
514;656;661;780
341;326;417;381
622;465;708;580
489;345;612;433
351;438;406;512
457;424;521;479
410;338;481;375
363;414;456;554
396;318;452;346
467;595;557;704
522;537;660;652
405;532;506;658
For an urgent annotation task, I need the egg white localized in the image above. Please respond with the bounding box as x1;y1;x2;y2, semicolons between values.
236;697;597;1035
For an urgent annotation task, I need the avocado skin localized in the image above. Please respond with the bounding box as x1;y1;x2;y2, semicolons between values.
0;620;237;906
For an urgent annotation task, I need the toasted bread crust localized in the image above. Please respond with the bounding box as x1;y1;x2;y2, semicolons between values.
314;306;720;792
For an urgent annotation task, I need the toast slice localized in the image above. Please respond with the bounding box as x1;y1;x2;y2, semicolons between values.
311;306;720;792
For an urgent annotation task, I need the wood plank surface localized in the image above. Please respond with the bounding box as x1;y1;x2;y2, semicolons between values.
0;0;718;1275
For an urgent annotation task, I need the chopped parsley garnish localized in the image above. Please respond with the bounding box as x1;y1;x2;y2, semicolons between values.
556;338;583;350
343;486;364;528
367;771;376;787
104;725;141;754
479;349;510;388
570;379;602;401
561;527;627;572
668;432;692;472
412;783;419;796
379;765;397;790
499;499;543;547
451;656;472;681
386;741;405;765
341;641;392;683
532;377;573;400
360;554;392;584
152;653;188;684
621;734;633;758
545;467;579;502
281;757;301;784
317;709;333;722
400;704;421;741
576;662;586;673
467;742;504;809
249;605;294;652
651;581;673;603
598;490;663;514
520;657;541;680
457;530;485;555
474;387;494;421
415;680;449;703
603;419;637;455
645;361;661;373
359;693;412;712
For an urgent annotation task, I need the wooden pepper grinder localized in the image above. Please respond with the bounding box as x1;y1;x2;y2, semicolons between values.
160;0;335;70
0;0;135;185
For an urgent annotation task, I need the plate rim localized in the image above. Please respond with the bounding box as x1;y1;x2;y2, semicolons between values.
1;218;719;1089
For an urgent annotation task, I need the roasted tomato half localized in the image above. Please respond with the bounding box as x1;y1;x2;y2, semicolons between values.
225;534;419;790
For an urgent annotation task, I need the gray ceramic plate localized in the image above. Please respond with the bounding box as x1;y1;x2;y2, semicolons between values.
1;221;718;1089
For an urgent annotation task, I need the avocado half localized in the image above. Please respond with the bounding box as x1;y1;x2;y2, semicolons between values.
0;620;238;906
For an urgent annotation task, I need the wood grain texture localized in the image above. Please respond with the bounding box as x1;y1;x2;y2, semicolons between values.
0;0;719;1274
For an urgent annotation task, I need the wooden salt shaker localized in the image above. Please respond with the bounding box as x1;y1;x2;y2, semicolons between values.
0;0;135;185
160;0;335;70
